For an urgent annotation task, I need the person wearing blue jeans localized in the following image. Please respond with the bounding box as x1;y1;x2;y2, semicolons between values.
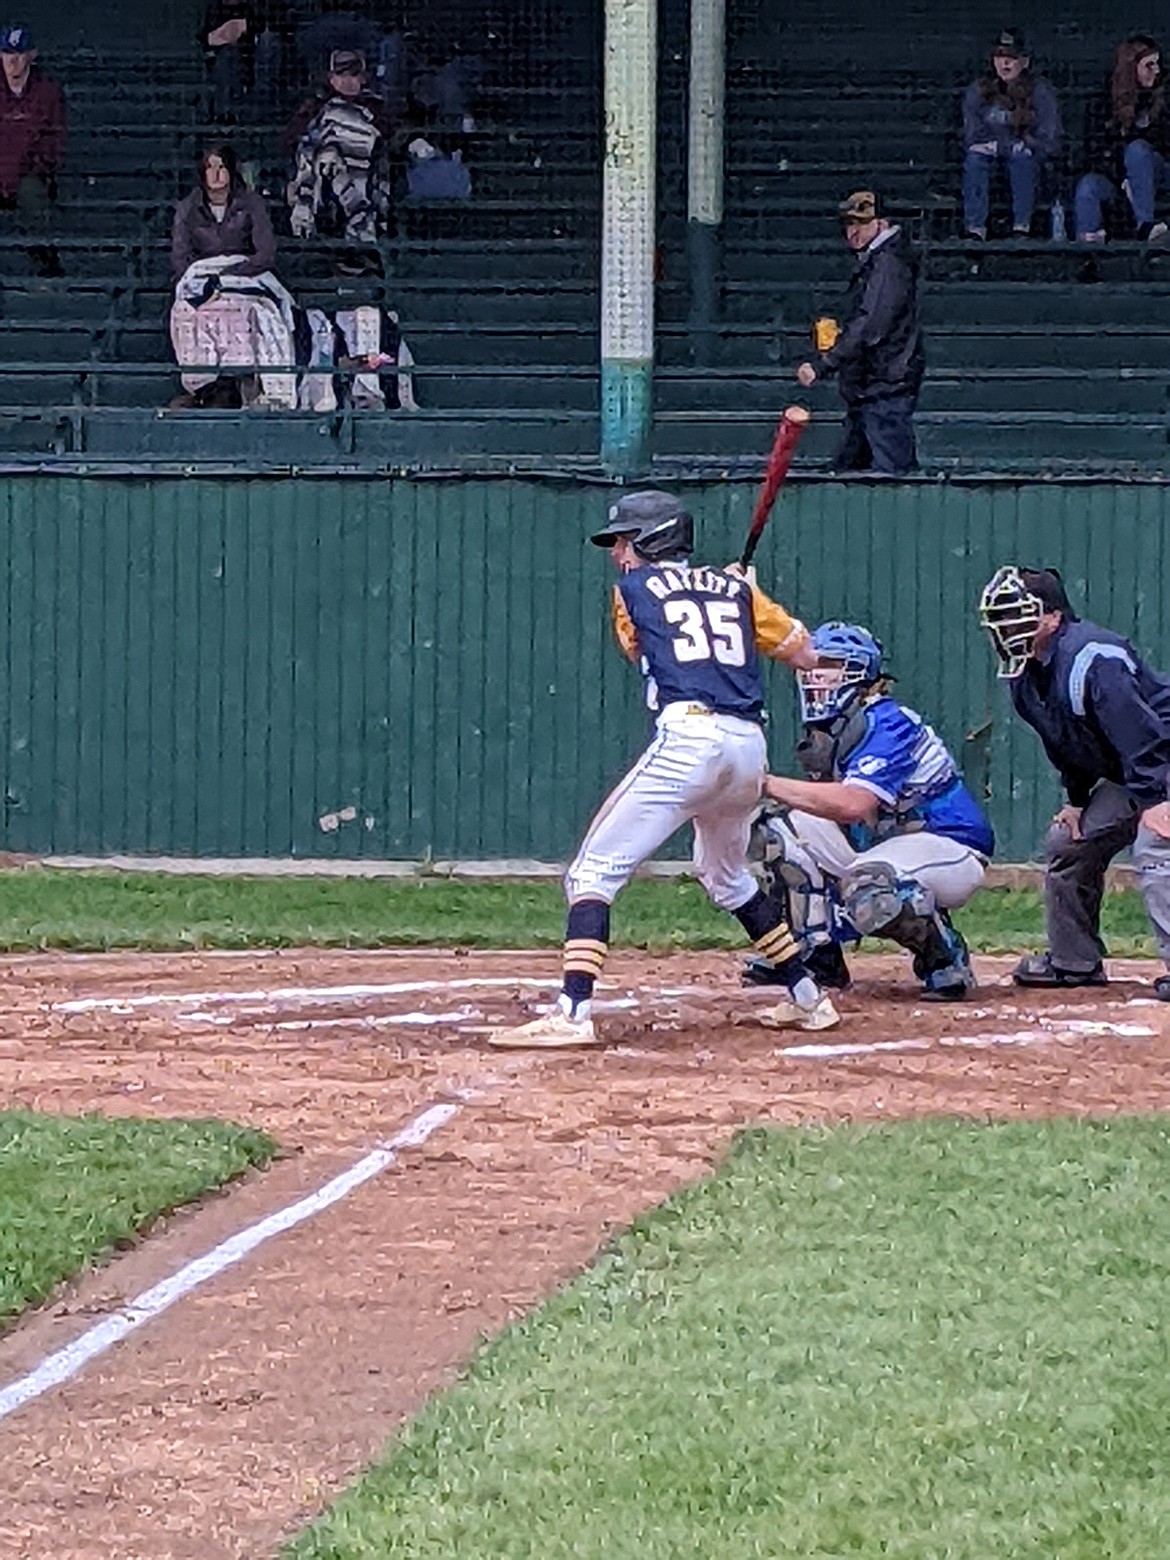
834;396;919;476
961;29;1061;238
963;141;1038;235
1074;36;1169;242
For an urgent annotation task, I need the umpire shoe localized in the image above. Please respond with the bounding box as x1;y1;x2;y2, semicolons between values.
487;1009;602;1050
759;993;841;1032
1012;953;1108;988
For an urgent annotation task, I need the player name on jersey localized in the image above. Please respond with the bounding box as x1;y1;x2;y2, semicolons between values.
644;566;746;601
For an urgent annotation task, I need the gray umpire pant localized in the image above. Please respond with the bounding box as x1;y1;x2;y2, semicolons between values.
1044;780;1170;970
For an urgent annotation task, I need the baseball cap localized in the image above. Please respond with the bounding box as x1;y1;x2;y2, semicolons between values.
329;48;365;75
1019;567;1077;618
838;189;878;224
0;24;33;52
992;28;1028;58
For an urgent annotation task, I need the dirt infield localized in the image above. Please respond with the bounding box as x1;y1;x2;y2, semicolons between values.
2;946;1169;1560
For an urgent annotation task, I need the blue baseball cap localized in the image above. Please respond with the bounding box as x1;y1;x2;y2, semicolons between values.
0;25;34;53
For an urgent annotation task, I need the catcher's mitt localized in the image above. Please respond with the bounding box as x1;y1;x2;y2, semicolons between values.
794;728;835;782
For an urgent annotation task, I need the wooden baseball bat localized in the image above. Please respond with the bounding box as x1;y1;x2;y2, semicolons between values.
739;405;810;568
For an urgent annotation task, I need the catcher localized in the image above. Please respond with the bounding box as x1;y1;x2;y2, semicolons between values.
746;621;994;998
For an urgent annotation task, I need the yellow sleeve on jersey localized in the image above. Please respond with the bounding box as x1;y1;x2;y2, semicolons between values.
611;585;640;662
749;580;810;662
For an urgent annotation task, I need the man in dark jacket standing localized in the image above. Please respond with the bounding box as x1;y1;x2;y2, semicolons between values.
797;190;924;477
979;565;1170;996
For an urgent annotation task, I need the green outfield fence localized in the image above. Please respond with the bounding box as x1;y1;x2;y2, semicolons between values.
1;473;1167;866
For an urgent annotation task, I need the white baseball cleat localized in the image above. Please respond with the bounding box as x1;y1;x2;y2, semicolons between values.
487;1010;602;1050
759;994;841;1032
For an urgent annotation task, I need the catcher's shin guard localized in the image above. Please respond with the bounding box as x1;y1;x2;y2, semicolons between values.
911;911;975;1001
840;861;974;999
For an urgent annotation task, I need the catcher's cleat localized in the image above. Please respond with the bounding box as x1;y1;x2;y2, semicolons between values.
759;993;841;1032
487;1010;602;1050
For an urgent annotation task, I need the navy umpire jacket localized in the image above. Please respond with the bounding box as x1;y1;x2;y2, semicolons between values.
1010;617;1170;810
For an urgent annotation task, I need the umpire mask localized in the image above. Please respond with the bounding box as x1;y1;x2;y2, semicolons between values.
979;565;1071;678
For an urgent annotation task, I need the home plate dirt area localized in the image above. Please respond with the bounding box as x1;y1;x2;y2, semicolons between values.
2;947;1170;1560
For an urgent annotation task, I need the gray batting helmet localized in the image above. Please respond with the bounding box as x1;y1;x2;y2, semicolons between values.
590;490;694;563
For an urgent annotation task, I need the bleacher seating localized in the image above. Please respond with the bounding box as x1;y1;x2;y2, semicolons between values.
0;1;1166;473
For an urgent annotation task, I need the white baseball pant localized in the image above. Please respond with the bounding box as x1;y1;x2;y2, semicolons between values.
773;808;987;938
565;703;767;911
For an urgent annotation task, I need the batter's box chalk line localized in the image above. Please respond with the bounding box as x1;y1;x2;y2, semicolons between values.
52;977;1168;1051
0;1101;460;1424
778;1018;1156;1062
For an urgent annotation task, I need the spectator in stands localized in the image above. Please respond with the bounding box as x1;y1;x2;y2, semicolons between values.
0;25;66;277
172;143;276;279
294;1;408;112
1074;35;1169;244
202;0;292;121
962;29;1061;240
796;190;924;477
169;144;291;409
409;17;489;135
285;50;394;242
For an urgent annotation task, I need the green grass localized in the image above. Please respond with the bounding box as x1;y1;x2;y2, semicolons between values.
288;1117;1170;1560
0;1112;275;1325
0;869;1156;957
953;887;1156;957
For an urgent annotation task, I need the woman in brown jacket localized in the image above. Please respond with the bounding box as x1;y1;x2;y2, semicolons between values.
171;143;276;277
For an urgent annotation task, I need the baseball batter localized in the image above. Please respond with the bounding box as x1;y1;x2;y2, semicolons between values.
488;490;841;1049
746;621;994;998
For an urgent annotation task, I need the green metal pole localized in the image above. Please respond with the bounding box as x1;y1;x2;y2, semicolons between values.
601;0;656;477
687;0;725;366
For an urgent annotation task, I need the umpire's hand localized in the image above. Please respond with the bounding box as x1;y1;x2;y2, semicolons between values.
1052;804;1083;841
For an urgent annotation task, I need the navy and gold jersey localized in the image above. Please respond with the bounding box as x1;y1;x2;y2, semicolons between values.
612;563;809;719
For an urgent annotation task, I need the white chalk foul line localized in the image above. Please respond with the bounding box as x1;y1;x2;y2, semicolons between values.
0;1101;459;1424
56;977;563;1015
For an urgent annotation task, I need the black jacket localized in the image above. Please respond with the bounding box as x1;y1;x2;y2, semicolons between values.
1010;617;1170;809
1081;75;1170;181
817;224;924;403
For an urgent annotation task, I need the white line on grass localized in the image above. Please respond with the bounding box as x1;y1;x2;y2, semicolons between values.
0;1102;459;1425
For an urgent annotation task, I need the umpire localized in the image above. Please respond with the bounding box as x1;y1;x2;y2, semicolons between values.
797;189;924;477
979;565;1170;995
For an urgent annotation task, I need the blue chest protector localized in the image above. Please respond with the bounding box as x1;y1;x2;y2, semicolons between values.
836;698;995;856
618;564;766;719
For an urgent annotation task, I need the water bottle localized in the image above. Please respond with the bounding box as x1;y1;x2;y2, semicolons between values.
1050;198;1067;243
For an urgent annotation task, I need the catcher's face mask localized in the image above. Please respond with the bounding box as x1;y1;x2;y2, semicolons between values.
798;657;870;724
979;565;1047;679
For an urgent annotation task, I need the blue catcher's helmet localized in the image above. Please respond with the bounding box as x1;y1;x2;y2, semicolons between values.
798;621;884;725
